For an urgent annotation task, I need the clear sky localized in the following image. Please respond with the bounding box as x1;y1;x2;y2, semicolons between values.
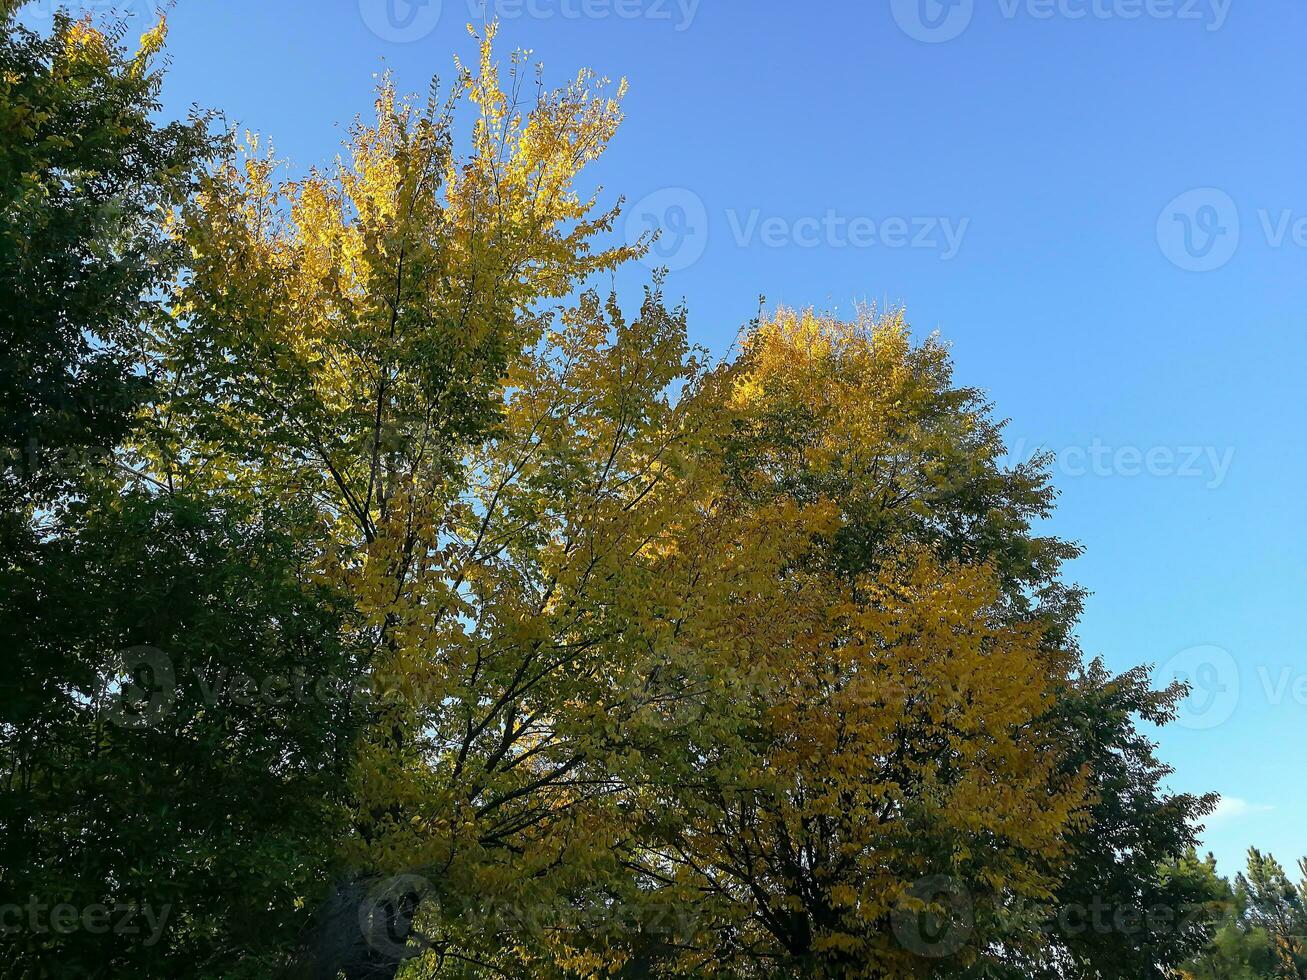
32;0;1306;877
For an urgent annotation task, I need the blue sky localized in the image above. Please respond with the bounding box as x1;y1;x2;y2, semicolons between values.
33;0;1306;877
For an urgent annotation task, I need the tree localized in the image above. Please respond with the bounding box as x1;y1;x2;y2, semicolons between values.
597;310;1217;979
1239;850;1307;979
1;489;368;978
584;309;1086;978
0;2;205;518
341;284;716;979
1;8;365;976
999;665;1221;980
1183;850;1307;980
1184;856;1276;980
3;11;1223;978
160;27;656;977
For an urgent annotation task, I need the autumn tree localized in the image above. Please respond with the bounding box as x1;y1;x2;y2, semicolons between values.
3;10;1223;979
158;27;687;977
590;310;1217;979
557;310;1081;978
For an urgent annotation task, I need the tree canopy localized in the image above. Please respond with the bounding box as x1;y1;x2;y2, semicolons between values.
0;6;1234;979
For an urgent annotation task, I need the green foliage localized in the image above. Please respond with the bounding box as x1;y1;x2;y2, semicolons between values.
1183;850;1307;980
0;2;211;514
989;664;1223;979
1;490;368;978
0;7;365;976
